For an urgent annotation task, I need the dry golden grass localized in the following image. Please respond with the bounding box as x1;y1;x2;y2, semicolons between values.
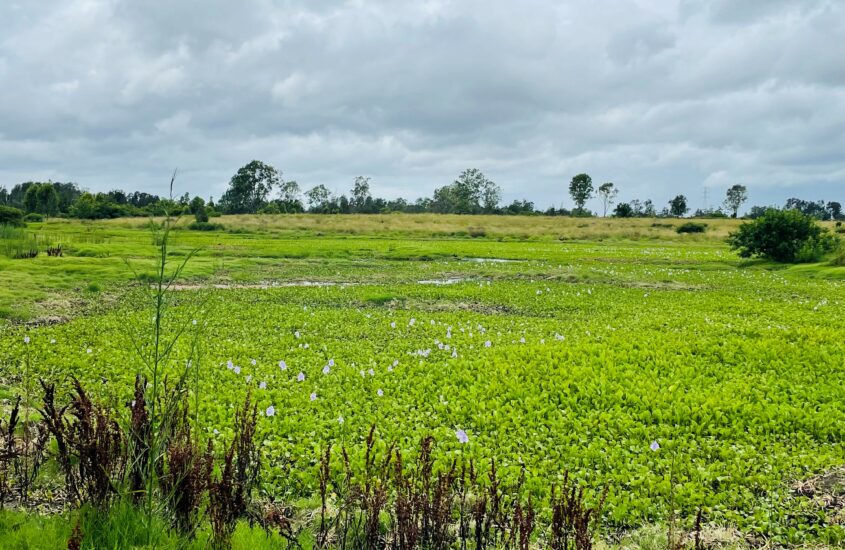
99;213;840;243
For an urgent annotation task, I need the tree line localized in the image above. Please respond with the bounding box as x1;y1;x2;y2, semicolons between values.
1;161;843;221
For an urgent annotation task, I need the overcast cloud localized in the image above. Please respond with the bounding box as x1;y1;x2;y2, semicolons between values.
1;0;843;211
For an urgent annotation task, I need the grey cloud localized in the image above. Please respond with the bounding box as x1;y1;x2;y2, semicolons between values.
0;0;843;210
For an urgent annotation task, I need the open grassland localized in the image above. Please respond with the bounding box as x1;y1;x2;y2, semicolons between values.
0;214;841;321
1;215;844;546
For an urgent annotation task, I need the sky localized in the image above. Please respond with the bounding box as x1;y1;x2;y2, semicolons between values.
1;0;843;213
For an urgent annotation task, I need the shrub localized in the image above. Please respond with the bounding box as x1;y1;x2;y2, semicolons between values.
727;208;839;263
188;221;224;231
676;222;707;234
0;206;25;227
467;226;486;238
23;213;44;222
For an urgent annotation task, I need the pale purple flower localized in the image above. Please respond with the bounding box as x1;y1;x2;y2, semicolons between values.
213;428;220;435
250;359;257;366
227;360;234;370
233;366;241;375
650;441;660;452
456;429;469;444
323;365;330;375
328;358;335;367
484;341;492;348
279;360;287;371
246;375;252;383
297;372;305;382
390;321;396;328
338;415;344;424
310;392;317;401
376;389;383;397
368;368;375;376
86;348;92;354
23;336;30;344
259;381;267;390
265;405;275;417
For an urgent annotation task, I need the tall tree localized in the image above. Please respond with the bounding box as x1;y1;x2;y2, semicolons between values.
36;183;59;216
668;195;689;217
23;184;40;213
305;185;332;212
568;173;593;213
351;176;371;212
596;182;617;217
825;201;842;221
219;160;281;214
723;184;748;218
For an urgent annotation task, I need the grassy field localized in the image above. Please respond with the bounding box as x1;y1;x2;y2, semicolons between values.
1;214;844;547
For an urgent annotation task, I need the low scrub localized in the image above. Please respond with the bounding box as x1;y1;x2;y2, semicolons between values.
676;222;707;234
188;221;225;231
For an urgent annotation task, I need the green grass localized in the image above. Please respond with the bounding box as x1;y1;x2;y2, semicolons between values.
1;215;844;546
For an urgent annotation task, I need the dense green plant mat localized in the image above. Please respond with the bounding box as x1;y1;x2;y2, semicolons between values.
1;216;844;544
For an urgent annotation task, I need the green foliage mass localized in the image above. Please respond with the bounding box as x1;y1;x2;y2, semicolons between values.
728;208;839;263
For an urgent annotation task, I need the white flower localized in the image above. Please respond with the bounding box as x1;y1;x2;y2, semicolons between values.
192;319;197;325
250;359;257;366
50;339;56;344
86;348;92;354
259;381;267;390
297;372;305;382
390;321;396;328
213;428;220;435
266;405;276;417
294;331;301;339
279;360;287;371
246;375;253;383
409;318;416;326
233;366;241;375
377;389;383;397
338;415;344;424
368;368;375;376
24;336;30;344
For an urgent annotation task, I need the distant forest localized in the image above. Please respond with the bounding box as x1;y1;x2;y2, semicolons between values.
1;160;843;221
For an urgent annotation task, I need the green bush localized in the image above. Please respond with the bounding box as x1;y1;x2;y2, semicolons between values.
23;212;44;222
676;222;707;234
727;208;839;263
0;205;25;227
188;221;224;231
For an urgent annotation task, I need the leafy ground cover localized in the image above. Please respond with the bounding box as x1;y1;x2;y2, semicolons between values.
0;215;844;546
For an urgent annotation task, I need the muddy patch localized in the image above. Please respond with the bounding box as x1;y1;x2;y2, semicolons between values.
417;277;474;285
792;466;845;525
167;281;355;290
461;257;524;264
